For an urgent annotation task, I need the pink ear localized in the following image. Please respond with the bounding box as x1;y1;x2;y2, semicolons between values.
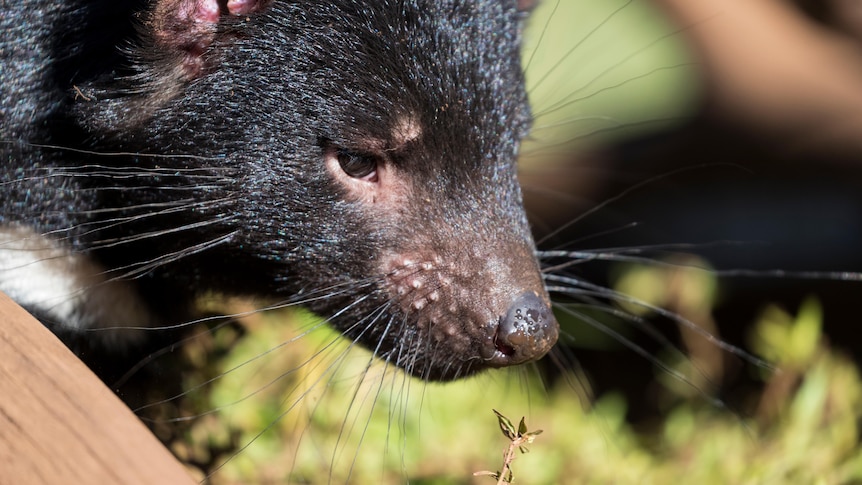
516;0;539;12
149;0;268;79
518;0;539;12
227;0;263;15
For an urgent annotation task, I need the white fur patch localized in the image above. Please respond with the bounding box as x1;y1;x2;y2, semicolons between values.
0;225;154;345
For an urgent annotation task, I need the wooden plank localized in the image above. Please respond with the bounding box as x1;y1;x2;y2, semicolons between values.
0;292;196;485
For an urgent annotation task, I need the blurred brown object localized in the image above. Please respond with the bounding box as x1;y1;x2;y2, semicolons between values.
655;0;862;160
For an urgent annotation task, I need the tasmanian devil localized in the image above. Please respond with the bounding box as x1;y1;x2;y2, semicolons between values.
0;0;558;383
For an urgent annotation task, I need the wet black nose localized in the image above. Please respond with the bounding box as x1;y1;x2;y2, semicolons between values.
488;291;559;366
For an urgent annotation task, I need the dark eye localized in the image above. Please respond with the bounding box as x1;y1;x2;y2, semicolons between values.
336;149;379;181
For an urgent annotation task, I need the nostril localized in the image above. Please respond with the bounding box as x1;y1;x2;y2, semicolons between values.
493;291;559;365
495;340;515;357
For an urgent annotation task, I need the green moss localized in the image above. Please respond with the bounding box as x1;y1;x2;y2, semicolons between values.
176;293;860;484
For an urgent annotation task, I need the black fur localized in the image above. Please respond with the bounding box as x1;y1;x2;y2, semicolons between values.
1;0;557;381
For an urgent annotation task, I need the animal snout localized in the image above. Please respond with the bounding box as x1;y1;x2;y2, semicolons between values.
487;291;559;366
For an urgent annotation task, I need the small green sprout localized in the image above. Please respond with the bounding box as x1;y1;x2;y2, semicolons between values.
474;410;543;484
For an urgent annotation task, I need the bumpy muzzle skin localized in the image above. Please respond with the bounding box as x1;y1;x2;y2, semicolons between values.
371;219;558;382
